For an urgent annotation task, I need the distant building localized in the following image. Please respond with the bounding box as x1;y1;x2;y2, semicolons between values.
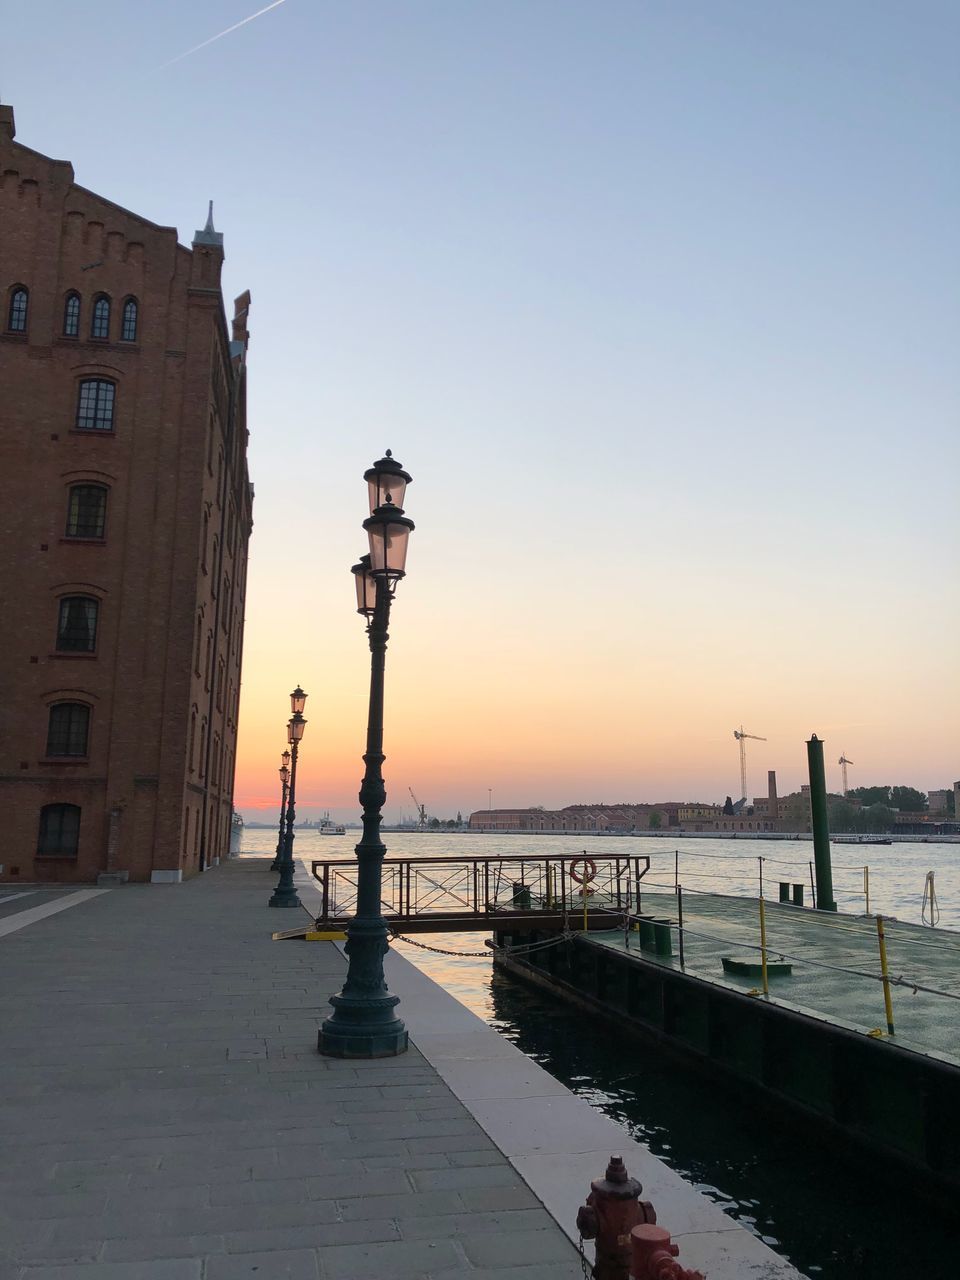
0;104;253;884
927;789;950;814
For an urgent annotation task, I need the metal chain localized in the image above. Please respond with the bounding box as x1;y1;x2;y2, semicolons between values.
577;1233;594;1278
388;932;493;958
388;928;577;960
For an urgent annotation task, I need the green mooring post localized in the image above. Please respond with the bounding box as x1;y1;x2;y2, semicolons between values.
807;734;836;911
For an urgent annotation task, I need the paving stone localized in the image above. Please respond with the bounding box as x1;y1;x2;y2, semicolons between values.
359;1152;450;1171
318;1238;462;1279
105;1185;210;1213
220;1220;400;1254
100;1236;225;1264
204;1248;319;1279
19;1261;202;1280
1;1192;108;1221
400;1207;554;1241
399;1132;498;1155
428;1266;585;1280
460;1228;582;1267
209;1177;327;1208
412;1163;526;1192
460;1185;544;1212
448;1148;503;1168
338;1189;463;1221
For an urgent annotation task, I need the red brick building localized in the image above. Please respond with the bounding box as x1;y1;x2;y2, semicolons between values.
0;104;253;883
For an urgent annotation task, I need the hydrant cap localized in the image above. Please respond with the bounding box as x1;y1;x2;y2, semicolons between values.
606;1156;627;1183
591;1171;643;1200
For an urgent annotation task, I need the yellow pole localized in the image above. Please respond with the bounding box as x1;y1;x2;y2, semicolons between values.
877;915;895;1035
863;865;870;915
759;895;769;997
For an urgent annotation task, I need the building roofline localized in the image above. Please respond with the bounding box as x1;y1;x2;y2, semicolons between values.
8;136;191;249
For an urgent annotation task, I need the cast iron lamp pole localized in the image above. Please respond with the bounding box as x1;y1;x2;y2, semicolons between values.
269;688;307;908
270;750;292;872
319;451;414;1058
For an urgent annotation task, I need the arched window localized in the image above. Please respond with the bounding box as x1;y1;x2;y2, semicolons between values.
76;379;115;431
56;596;99;652
66;484;108;538
198;719;208;778
46;702;90;757
121;297;138;342
194;613;203;673
91;294;110;339
37;804;81;858
63;292;81;337
8;286;28;332
189;709;197;774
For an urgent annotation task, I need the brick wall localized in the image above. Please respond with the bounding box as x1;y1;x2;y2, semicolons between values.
0;105;253;883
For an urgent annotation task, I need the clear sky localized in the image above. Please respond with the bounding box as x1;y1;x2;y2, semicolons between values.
6;2;958;820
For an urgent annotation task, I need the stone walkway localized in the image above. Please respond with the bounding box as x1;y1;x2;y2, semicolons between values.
0;859;583;1279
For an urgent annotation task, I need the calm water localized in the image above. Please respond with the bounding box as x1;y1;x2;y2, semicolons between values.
245;828;960;1277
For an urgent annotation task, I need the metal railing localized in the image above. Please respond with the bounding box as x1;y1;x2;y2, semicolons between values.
311;853;650;926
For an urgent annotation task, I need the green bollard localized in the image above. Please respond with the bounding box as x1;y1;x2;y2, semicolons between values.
511;881;531;910
652;919;673;957
807;735;837;911
637;917;656;952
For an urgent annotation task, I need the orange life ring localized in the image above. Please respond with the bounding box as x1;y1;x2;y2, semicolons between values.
569;857;597;885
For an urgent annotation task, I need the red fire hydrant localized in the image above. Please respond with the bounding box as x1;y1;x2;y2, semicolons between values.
576;1156;657;1280
629;1224;705;1280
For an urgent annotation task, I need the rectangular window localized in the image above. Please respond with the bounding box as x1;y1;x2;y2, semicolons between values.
46;703;90;757
56;597;99;652
66;485;107;538
76;380;115;431
37;804;81;857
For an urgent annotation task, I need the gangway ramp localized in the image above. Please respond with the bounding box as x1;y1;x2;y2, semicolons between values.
310;853;650;933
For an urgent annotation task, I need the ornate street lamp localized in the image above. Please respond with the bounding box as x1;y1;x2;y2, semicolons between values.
269;690;307;908
270;750;292;872
319;453;414;1058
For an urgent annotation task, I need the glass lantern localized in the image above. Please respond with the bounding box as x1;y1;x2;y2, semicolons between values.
364;500;415;578
351;555;377;616
364;450;411;514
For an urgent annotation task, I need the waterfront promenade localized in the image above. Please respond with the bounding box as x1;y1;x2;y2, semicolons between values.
0;860;800;1279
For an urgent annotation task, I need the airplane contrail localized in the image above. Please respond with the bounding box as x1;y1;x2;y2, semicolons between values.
159;0;288;70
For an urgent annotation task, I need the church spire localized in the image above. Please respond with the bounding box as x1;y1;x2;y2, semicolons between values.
192;200;223;248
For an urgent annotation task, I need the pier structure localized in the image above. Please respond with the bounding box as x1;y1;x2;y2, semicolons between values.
0;858;800;1279
494;886;960;1200
307;849;960;1199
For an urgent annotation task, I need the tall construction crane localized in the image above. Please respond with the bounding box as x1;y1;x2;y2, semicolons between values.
408;787;427;831
838;754;854;797
733;726;766;802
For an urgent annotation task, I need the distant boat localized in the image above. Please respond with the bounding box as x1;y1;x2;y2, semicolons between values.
834;835;892;845
317;812;346;836
229;811;244;856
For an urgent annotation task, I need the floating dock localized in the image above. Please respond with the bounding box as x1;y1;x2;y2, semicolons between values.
494;889;960;1200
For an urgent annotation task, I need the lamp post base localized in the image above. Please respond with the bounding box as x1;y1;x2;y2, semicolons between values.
318;996;408;1059
269;887;301;908
317;1023;408;1058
